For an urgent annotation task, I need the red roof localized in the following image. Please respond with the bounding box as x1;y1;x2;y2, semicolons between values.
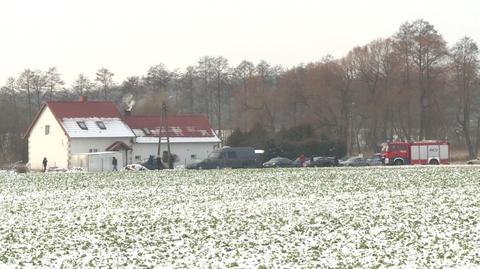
25;100;123;138
124;115;215;137
47;101;122;119
25;99;216;139
106;141;132;151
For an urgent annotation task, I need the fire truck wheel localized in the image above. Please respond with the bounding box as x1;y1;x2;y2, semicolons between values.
394;159;403;165
429;159;439;165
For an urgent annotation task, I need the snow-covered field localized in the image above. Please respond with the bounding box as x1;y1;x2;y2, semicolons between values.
1;166;479;268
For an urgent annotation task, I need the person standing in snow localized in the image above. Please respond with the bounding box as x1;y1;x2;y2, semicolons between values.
42;157;48;172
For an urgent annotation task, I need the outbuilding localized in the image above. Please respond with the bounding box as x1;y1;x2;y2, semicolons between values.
124;115;221;166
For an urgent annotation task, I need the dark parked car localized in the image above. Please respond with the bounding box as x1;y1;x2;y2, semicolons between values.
263;157;293;168
308;156;338;167
186;158;221;169
187;147;258;169
339;156;368;166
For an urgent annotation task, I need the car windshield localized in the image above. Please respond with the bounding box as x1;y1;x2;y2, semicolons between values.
208;151;221;158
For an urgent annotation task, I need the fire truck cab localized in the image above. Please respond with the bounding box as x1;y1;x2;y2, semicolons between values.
381;141;410;165
381;140;450;165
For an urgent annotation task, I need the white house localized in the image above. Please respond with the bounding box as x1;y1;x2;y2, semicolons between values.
26;97;221;171
25;97;135;171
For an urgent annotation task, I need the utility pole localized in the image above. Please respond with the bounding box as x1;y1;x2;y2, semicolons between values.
156;103;164;170
163;102;173;169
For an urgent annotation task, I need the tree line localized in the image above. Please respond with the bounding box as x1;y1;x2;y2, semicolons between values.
0;19;479;164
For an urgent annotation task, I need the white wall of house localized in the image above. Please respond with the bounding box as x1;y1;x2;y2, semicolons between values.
132;142;219;166
69;138;133;166
28;107;69;170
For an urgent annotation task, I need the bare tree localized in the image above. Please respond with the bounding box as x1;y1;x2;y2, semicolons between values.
17;69;35;120
197;56;213;119
254;60;279;131
72;74;94;96
402;20;448;139
451;36;479;158
210;56;229;142
376;38;397;141
337;54;356;154
180;66;197;114
234;60;255;131
45;67;64;101
95;67;114;100
122;76;141;91
31;70;47;109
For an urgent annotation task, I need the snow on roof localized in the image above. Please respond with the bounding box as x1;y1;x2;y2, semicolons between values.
135;136;221;144
25;100;220;142
123;115;218;138
25;101;125;138
62;118;135;138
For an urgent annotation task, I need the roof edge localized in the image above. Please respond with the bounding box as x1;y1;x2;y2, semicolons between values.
24;104;70;139
24;104;47;139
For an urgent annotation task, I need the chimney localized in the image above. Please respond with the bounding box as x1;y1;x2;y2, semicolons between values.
125;109;131;116
79;96;87;102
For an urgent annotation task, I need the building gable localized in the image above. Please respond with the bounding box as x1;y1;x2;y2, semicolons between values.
28;106;70;170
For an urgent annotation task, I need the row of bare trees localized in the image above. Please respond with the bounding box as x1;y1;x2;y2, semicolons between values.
0;19;479;164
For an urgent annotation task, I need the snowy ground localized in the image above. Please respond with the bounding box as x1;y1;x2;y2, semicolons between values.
1;166;479;268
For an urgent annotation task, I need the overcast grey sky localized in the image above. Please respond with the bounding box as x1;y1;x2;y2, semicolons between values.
0;0;478;84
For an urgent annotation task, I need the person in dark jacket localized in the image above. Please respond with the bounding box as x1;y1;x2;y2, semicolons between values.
42;157;48;172
112;157;118;171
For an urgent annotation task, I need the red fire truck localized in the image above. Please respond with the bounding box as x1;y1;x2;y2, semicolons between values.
381;140;450;165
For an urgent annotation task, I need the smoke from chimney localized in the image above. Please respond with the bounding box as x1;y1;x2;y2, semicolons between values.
122;93;135;113
128;100;135;111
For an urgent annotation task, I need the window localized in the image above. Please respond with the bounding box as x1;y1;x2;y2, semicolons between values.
227;152;237;159
89;148;98;153
191;154;197;159
45;125;50;135
96;121;106;130
77;121;88;130
135;155;141;161
381;144;388;152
